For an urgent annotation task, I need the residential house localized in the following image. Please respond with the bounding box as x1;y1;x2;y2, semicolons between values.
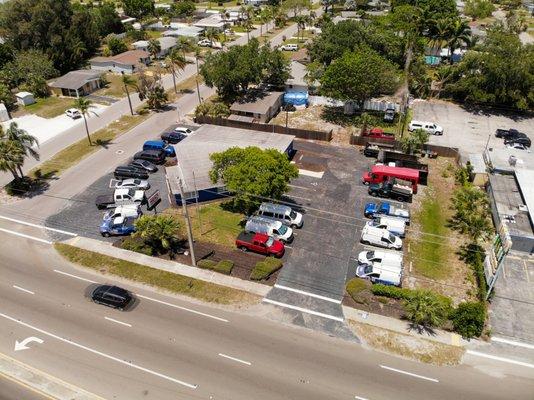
132;37;178;58
49;70;102;97
194;15;226;31
89;50;151;74
163;26;204;40
230;91;283;123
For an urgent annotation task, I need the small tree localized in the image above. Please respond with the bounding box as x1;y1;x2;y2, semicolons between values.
107;36;128;55
451;301;486;338
0;131;24;181
400;128;429;154
194;101;230;118
449;186;492;242
133;214;181;253
204;27;220;47
404;290;452;331
148;39;161;59
0;82;15;110
4;122;39;177
73;97;95;146
210;146;299;214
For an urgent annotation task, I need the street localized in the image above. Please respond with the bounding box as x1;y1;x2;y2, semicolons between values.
0;376;49;400
0;228;533;400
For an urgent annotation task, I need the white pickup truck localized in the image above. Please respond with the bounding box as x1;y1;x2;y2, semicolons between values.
95;189;145;210
103;205;142;221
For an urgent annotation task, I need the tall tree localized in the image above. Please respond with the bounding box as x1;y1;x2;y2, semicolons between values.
320;48;399;109
147;39;161;59
121;73;137;116
4;122;39;177
0;139;24;181
122;0;155;19
446;18;471;64
204;27;220;48
73;97;95;146
166;49;187;94
93;2;125;37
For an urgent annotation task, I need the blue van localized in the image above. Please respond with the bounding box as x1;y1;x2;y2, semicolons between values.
143;140;176;157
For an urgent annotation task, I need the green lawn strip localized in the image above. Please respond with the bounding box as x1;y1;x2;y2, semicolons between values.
54;243;256;305
409;191;450;280
197;259;235;275
23;97;74;118
30;113;150;180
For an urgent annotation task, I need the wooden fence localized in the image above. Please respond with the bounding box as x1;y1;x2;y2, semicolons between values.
195;116;332;142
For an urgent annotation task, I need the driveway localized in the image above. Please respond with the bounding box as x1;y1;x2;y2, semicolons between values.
264;140;371;337
412;100;534;159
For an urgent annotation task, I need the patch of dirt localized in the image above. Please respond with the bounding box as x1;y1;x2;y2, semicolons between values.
271;105;352;146
0;189;22;205
342;292;404;320
348;320;465;366
404;157;478;305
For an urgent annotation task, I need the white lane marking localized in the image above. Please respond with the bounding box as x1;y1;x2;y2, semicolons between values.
53;269;98;284
0;311;197;389
136;294;229;323
0;228;52;244
274;284;342;304
284;245;293;249
491;337;534;350
262;298;344;322
298;169;324;178
12;285;35;295
0;215;77;236
218;353;252;366
354;396;369;400
466;350;534;369
105;317;132;327
379;365;439;383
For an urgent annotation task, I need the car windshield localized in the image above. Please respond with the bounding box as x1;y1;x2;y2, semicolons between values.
278;224;288;235
133;179;140;184
128;189;135;196
366;251;375;260
388;233;396;242
266;237;274;247
363;265;373;274
290;210;297;219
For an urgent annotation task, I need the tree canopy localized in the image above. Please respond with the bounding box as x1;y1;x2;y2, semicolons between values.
210;147;298;214
200;39;290;101
0;49;57;90
92;2;125;37
320;49;399;107
123;0;155;19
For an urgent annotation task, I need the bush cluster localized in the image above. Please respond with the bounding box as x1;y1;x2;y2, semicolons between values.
121;237;154;256
197;259;235;275
451;301;486;338
346;278;370;304
371;284;414;300
250;257;283;281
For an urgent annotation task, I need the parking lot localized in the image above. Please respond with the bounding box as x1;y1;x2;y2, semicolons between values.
264;140;409;334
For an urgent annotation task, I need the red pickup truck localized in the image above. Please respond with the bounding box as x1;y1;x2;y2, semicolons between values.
235;232;285;258
362;128;395;141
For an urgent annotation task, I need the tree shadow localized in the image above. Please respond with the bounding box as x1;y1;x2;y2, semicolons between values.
459;103;533;122
4;175;52;198
406;321;437;337
95;138;113;149
180;88;194;94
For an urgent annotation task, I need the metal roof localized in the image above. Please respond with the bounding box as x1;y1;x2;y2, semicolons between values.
166;124;294;196
514;169;534;230
49;70;102;90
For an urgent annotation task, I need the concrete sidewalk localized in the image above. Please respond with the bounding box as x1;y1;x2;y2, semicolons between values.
0;352;103;400
63;236;271;297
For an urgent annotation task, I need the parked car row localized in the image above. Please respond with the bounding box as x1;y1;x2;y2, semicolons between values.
235;202;304;257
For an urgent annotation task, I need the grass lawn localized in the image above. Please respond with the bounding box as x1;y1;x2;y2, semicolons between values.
168;202;244;248
94;73;136;99
23;97;74;118
30;112;150;180
54;243;258;305
146;30;163;40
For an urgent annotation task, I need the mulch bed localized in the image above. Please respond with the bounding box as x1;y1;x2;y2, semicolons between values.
342;293;405;320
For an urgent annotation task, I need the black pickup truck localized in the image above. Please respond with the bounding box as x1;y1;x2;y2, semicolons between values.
495;128;525;140
368;181;413;203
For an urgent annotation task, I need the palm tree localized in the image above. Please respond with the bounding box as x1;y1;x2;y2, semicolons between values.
447;19;471;65
242;19;254;43
121;72;137;116
295;15;308;42
205;27;219;48
176;36;193;56
166;49;187;94
73;97;95;146
428;18;451;54
259;8;271;37
404;290;450;331
4;122;39;177
148;39;161;60
133;214;181;253
193;45;203;104
0;136;24;181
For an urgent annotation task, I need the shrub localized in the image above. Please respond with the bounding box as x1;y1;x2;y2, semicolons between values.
371;284;414;300
197;259;235;275
346;278;370;304
121;236;154;256
250;257;283;280
451;301;486;338
403;290;453;329
458;243;487;300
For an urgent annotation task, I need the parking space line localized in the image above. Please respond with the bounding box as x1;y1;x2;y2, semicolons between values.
105;317;132;327
523;260;530;282
379;365;439;383
0;310;198;389
262;298;344;322
136;294;229;323
218;353;252;366
274;284;342;304
298;169;324;178
0;228;52;244
491;337;534;350
354;396;369;400
466;350;534;369
53;270;98;284
12;285;35;295
0;215;77;236
286;194;312;201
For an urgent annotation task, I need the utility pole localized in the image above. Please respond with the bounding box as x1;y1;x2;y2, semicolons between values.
177;178;196;266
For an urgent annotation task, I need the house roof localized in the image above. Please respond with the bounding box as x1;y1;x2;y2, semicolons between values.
230;91;283;115
15;91;33;98
163;26;204;37
90;50;150;67
49;70;102;90
194;16;225;28
158;36;178;51
166;124;294;195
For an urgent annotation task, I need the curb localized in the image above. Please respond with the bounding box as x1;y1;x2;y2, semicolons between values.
0;352;104;400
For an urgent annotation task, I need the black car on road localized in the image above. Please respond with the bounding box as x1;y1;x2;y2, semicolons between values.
114;165;149;180
130;159;158;173
161;131;186;144
91;285;133;310
495;128;526;140
133;150;166;165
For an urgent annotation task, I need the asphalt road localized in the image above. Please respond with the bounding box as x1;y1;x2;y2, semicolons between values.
0;228;533;400
0;376;50;400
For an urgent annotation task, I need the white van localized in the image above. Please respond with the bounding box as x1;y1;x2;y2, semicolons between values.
360;225;402;250
103;205;141;222
408;120;443;135
356;264;402;286
367;216;407;238
245;216;294;243
358;250;403;270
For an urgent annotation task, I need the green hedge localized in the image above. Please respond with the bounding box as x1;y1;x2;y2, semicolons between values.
451;301;486;338
197;259;234;275
346;278;370;304
250;257;283;281
371;284;414;300
121;237;153;256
